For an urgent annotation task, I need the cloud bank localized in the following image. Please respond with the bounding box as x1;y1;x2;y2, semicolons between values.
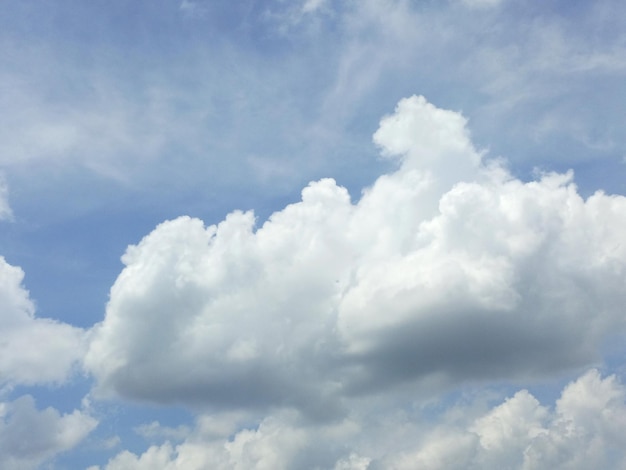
85;96;626;422
92;369;626;469
0;257;96;468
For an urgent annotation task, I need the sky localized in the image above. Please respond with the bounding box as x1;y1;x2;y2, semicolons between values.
1;0;626;468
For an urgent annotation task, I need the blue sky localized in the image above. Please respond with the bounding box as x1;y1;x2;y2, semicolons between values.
2;0;626;468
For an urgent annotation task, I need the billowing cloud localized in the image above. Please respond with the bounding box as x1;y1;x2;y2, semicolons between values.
380;369;626;469
92;369;626;469
0;257;85;386
0;395;97;470
85;96;626;417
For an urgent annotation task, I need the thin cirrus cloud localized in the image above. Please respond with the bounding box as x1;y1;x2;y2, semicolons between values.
0;177;11;222
85;96;626;421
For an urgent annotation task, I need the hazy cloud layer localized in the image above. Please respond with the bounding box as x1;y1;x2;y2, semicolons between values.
86;97;626;418
0;177;11;221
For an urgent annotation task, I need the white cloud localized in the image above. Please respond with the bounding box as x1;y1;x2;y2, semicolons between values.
0;71;174;182
96;409;364;470
94;369;626;469
85;96;626;413
135;421;191;442
0;257;85;386
383;369;626;469
0;395;97;470
85;95;626;413
0;176;12;221
313;0;626;175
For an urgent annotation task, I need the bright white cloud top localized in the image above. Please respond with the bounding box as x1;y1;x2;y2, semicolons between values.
2;0;626;469
81;96;626;468
87;96;626;405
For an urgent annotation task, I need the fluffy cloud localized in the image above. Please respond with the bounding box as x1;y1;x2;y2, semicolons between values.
0;395;97;470
85;95;626;426
86;96;626;412
0;257;85;386
94;408;366;470
381;369;626;469
93;369;626;469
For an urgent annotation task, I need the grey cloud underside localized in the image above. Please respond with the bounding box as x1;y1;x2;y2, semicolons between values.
85;96;626;415
344;310;593;393
98;368;626;469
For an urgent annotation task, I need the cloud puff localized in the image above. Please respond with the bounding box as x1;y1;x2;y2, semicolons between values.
93;369;626;469
0;257;85;386
85;96;626;415
0;395;97;470
381;369;626;469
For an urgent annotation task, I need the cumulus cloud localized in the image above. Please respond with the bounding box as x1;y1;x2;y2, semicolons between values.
381;369;626;469
0;395;97;470
93;369;626;469
85;96;626;415
94;408;363;470
0;257;85;386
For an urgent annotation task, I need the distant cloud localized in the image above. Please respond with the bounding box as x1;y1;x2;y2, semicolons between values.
0;259;97;467
302;0;328;14
179;0;207;18
0;176;12;222
383;369;626;469
0;395;97;470
94;369;626;469
85;96;626;416
0;257;85;386
460;0;503;8
134;421;191;442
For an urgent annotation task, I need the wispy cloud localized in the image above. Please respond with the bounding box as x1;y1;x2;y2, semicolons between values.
0;176;12;222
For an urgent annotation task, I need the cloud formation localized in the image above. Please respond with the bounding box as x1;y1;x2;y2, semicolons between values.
381;369;626;469
0;257;85;386
85;96;626;419
0;258;95;467
92;369;626;469
0;395;97;470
